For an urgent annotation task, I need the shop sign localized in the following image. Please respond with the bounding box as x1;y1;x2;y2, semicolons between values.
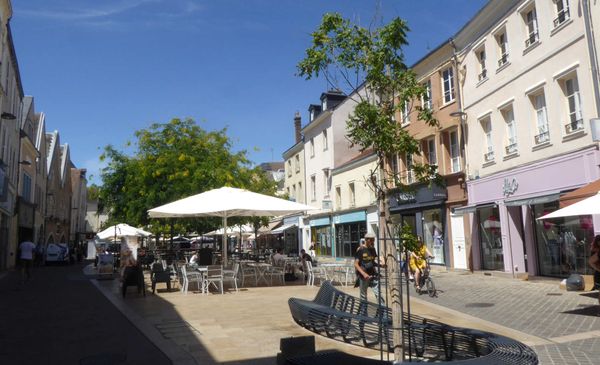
395;192;416;205
388;183;447;211
502;178;519;197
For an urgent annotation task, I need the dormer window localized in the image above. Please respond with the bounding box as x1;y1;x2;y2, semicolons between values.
322;98;327;111
310;109;315;122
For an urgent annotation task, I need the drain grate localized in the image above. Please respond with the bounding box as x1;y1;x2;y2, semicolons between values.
465;302;494;308
155;320;200;339
546;293;563;296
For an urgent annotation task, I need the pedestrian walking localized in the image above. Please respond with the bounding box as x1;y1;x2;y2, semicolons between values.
354;232;385;304
19;237;36;283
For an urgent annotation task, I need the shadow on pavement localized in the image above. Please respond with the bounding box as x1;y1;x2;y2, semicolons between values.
561;305;600;317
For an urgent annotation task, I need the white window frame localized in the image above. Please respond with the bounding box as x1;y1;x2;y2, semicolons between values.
481;118;494;162
563;75;583;134
442;67;455;104
553;0;570;28
421;80;432;110
349;181;356;208
427;138;437;166
405;153;414;184
523;7;539;48
496;31;509;68
502;107;518;155
449;130;461;172
476;47;487;82
531;92;550;144
401;101;410;126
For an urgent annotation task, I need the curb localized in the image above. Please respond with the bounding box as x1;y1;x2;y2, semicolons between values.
90;278;199;365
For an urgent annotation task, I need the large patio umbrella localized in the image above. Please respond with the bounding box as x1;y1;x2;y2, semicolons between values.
537;192;600;220
96;223;152;240
147;187;316;264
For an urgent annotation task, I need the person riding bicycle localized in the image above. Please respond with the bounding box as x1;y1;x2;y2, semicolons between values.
409;236;433;291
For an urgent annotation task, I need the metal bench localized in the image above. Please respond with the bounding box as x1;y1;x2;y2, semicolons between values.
288;281;538;364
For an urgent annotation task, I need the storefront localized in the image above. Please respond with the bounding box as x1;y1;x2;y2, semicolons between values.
464;146;600;277
310;216;332;257
388;183;448;265
333;210;367;258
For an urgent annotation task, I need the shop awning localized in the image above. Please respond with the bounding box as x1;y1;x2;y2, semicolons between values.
559;178;600;208
270;223;297;235
504;192;561;207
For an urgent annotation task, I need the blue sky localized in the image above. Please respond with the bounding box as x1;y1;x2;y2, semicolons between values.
10;0;487;185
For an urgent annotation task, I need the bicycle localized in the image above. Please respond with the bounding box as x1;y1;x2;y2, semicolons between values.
414;257;436;297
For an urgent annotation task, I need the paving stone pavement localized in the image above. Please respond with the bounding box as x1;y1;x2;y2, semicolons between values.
414;270;600;364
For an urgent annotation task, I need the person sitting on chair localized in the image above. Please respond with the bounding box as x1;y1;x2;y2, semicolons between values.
189;251;200;265
409;236;433;291
120;249;137;282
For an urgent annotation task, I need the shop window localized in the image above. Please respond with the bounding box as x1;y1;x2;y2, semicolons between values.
422;209;444;265
335;222;366;258
311;226;332;257
478;206;504;271
533;201;593;277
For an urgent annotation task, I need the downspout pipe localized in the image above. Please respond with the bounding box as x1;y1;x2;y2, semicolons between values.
583;0;600;117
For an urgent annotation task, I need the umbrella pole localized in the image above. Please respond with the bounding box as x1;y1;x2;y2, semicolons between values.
223;216;228;266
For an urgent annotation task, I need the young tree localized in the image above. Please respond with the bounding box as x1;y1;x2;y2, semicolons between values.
298;13;440;361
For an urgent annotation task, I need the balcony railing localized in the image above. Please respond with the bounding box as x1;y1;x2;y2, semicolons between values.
534;130;550;144
564;119;583;134
478;69;487;82
553;8;570;28
497;53;509;67
525;32;539;47
484;150;495;162
505;142;518;155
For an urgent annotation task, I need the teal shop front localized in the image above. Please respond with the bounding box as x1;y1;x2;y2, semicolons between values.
310;216;332;257
333;211;367;258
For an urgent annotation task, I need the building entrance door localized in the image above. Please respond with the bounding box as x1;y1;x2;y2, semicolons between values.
450;213;467;269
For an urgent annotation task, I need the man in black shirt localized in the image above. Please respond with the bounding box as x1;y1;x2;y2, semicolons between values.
354;232;384;303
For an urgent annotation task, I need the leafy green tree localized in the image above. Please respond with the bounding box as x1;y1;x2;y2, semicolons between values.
298;13;440;361
99;118;276;238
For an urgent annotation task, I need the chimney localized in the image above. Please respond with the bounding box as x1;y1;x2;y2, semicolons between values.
294;111;302;143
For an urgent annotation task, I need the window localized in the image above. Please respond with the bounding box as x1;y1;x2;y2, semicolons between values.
287;160;292;177
310;138;315;157
349;182;355;207
564;76;583;134
427;138;437;165
335;186;341;209
524;8;539;47
401;101;410;126
322;130;328;151
421;80;432;110
298;182;302;203
405;153;414;184
292;184;296;201
496;31;509;67
503;107;518;154
322;98;327;111
532;93;550;144
442;67;455;104
294;155;300;173
481;118;494;162
22;173;32;203
323;169;330;196
390;154;399;180
310;175;316;201
449;131;461;172
476;48;487;81
554;0;570;28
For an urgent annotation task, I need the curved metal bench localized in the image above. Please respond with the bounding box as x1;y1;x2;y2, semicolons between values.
288;281;537;364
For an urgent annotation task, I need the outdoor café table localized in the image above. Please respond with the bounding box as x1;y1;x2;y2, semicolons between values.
196;266;209;294
247;262;271;286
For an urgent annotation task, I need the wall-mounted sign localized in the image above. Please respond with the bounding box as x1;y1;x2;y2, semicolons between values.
502;178;519;197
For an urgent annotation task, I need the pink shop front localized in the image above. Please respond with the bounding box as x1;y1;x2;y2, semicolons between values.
461;147;600;278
